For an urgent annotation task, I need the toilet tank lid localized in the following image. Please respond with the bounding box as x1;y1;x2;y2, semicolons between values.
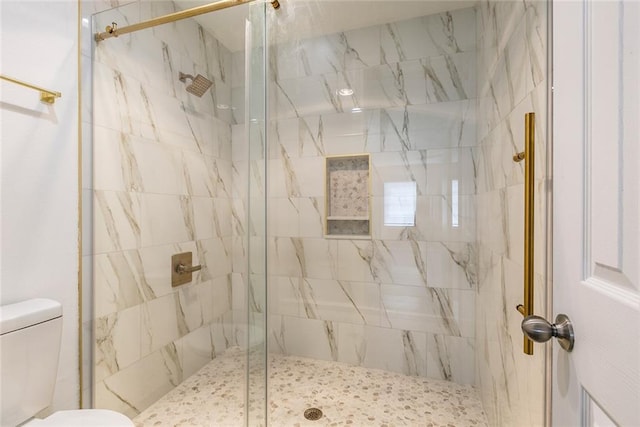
0;298;62;335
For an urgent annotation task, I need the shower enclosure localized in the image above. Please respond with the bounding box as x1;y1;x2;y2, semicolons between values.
85;0;550;425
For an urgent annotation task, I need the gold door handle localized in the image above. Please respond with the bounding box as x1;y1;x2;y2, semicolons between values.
513;112;535;356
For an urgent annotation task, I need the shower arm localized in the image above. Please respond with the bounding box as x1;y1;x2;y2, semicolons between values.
95;0;280;42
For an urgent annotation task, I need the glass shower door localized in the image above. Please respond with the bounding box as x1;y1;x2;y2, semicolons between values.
245;1;268;426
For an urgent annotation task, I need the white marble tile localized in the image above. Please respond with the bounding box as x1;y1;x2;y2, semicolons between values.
297;197;325;238
380;100;476;152
300;238;338;280
381;8;476;64
272;75;338;119
476;190;508;256
94;305;141;383
371;150;428;197
231;51;245;89
426;241;477;290
270;315;337;361
267;158;298;199
274;25;381;81
426;334;475;385
269;197;300;237
97;344;182;418
93;191;142;254
176;325;215;379
337;324;427;376
505;184;525;263
426;147;478;196
269;237;304;278
381;285;475;337
132;137;187;195
190;197;215;240
269;276;303;317
336;240;376;283
141;293;183;356
197;237;233;281
313;109;382;155
291;156;325;198
371;51;476;108
211;274;232;319
417;194;476;243
371;240;428;286
299;278;371;325
140;194;193;246
177;282;206;333
231;272;247;312
94;251;148;318
93;126;134;192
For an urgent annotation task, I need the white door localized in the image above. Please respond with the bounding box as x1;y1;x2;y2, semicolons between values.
552;0;640;425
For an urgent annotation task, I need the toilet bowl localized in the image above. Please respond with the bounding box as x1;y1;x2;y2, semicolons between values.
24;409;133;426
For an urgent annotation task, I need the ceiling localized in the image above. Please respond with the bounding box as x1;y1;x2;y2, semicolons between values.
175;0;475;52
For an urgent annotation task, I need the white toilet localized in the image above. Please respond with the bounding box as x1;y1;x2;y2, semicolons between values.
0;299;134;427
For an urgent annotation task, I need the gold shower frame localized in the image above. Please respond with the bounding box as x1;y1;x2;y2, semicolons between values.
94;0;279;42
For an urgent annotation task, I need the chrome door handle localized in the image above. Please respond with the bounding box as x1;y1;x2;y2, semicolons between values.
521;314;575;352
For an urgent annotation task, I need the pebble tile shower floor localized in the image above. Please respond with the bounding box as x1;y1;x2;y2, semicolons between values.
133;348;488;426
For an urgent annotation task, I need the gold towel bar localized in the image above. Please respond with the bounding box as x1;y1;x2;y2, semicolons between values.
0;74;62;104
513;112;535;356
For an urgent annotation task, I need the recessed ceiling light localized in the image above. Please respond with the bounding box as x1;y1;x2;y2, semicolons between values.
338;88;354;96
351;107;362;113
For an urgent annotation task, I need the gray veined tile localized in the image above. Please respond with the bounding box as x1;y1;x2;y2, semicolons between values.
100;343;183;418
381;8;476;64
94;305;142;383
380;100;476;152
93;191;142;254
140;293;184;356
426;242;478;290
381;285;474;337
426;334;475;384
274;25;381;81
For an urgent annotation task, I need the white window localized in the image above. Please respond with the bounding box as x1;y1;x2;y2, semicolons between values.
384;181;417;227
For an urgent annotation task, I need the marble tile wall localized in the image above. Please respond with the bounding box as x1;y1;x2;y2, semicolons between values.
231;6;480;385
88;1;237;417
474;1;548;425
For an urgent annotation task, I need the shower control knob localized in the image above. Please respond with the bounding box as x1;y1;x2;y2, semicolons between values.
521;314;575;352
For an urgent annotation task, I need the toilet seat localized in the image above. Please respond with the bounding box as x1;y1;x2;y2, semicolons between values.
24;409;134;426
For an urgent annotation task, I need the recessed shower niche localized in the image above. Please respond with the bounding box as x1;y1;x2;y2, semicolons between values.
325;154;370;237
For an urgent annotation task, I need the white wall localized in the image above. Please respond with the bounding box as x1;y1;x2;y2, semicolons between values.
1;0;80;413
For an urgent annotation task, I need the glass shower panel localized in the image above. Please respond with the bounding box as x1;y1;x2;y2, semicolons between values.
245;2;268;426
475;1;550;425
265;0;480;423
90;1;250;423
262;0;549;425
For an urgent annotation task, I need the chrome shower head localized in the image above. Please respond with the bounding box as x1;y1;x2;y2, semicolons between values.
178;72;213;97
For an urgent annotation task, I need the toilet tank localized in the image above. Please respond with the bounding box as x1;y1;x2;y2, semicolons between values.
0;299;63;427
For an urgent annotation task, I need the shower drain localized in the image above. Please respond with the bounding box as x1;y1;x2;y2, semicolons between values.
303;407;323;421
